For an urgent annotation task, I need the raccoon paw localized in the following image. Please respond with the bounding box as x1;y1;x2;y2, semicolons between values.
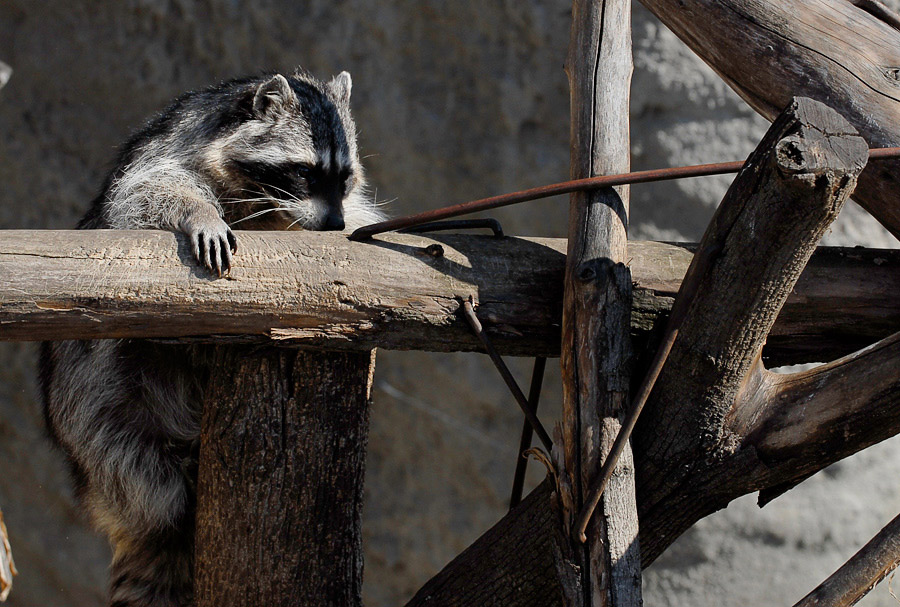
184;217;237;277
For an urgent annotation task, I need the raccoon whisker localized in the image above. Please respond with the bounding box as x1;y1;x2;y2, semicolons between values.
228;206;290;226
255;181;304;204
234;187;276;198
219;196;281;205
285;216;309;230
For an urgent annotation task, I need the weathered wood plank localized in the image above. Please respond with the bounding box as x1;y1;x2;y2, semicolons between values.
0;230;897;365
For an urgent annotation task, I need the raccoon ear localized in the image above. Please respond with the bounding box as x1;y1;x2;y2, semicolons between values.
328;71;352;104
252;74;297;118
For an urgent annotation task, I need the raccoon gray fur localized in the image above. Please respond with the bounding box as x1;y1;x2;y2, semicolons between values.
39;69;383;607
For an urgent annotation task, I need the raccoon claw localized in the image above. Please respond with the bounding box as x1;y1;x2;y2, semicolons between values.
190;226;237;277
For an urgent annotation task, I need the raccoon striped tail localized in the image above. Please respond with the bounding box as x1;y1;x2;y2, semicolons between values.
108;526;193;607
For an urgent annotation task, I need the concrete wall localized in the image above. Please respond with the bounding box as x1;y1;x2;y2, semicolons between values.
0;1;897;605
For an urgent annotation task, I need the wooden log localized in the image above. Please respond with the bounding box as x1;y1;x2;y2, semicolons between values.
636;96;868;561
0;230;897;365
793;509;900;607
637;0;900;239
195;346;374;606
557;0;641;604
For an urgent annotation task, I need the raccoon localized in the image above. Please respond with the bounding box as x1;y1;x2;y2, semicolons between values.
39;69;383;607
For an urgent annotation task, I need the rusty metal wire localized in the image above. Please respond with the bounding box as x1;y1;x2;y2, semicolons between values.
460;300;553;453
349;147;900;241
509;357;547;511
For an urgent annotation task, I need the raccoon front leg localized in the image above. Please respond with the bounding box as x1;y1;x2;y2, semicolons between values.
105;158;237;275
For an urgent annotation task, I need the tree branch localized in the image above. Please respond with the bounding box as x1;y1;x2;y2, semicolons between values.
638;0;900;239
749;331;900;504
635;96;869;562
793;508;900;606
0;62;10;91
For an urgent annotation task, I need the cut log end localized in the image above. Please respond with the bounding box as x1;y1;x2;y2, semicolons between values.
774;98;867;173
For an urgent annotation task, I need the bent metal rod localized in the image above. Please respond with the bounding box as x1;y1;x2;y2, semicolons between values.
349;147;900;241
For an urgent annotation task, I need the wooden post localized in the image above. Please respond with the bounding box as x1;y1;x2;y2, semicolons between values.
0;62;10;91
557;0;642;605
194;346;375;606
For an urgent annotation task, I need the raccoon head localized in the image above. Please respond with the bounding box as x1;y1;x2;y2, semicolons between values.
210;71;367;231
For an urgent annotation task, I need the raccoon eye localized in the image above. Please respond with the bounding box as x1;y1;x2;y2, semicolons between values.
295;164;317;186
339;169;354;195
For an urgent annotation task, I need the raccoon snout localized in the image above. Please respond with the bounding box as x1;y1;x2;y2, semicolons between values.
322;210;345;231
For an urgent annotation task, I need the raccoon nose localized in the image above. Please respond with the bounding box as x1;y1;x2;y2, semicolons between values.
323;212;345;231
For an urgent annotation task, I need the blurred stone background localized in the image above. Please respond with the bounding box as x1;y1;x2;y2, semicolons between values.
0;1;898;605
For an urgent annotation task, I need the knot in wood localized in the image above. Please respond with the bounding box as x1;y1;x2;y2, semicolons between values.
419;243;444;258
576;258;618;285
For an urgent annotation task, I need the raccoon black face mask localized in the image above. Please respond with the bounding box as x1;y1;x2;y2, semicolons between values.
39;69;382;607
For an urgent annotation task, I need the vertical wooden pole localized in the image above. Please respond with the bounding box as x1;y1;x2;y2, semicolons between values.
194;346;375;607
557;0;642;605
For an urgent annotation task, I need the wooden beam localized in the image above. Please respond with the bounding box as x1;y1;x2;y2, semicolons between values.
0;230;897;365
0;61;10;91
195;346;374;606
637;0;900;239
558;0;641;604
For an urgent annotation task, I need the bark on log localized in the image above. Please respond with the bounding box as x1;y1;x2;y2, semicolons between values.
195;346;374;606
558;0;641;604
0;231;897;365
793;510;900;607
407;98;897;607
637;0;900;239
